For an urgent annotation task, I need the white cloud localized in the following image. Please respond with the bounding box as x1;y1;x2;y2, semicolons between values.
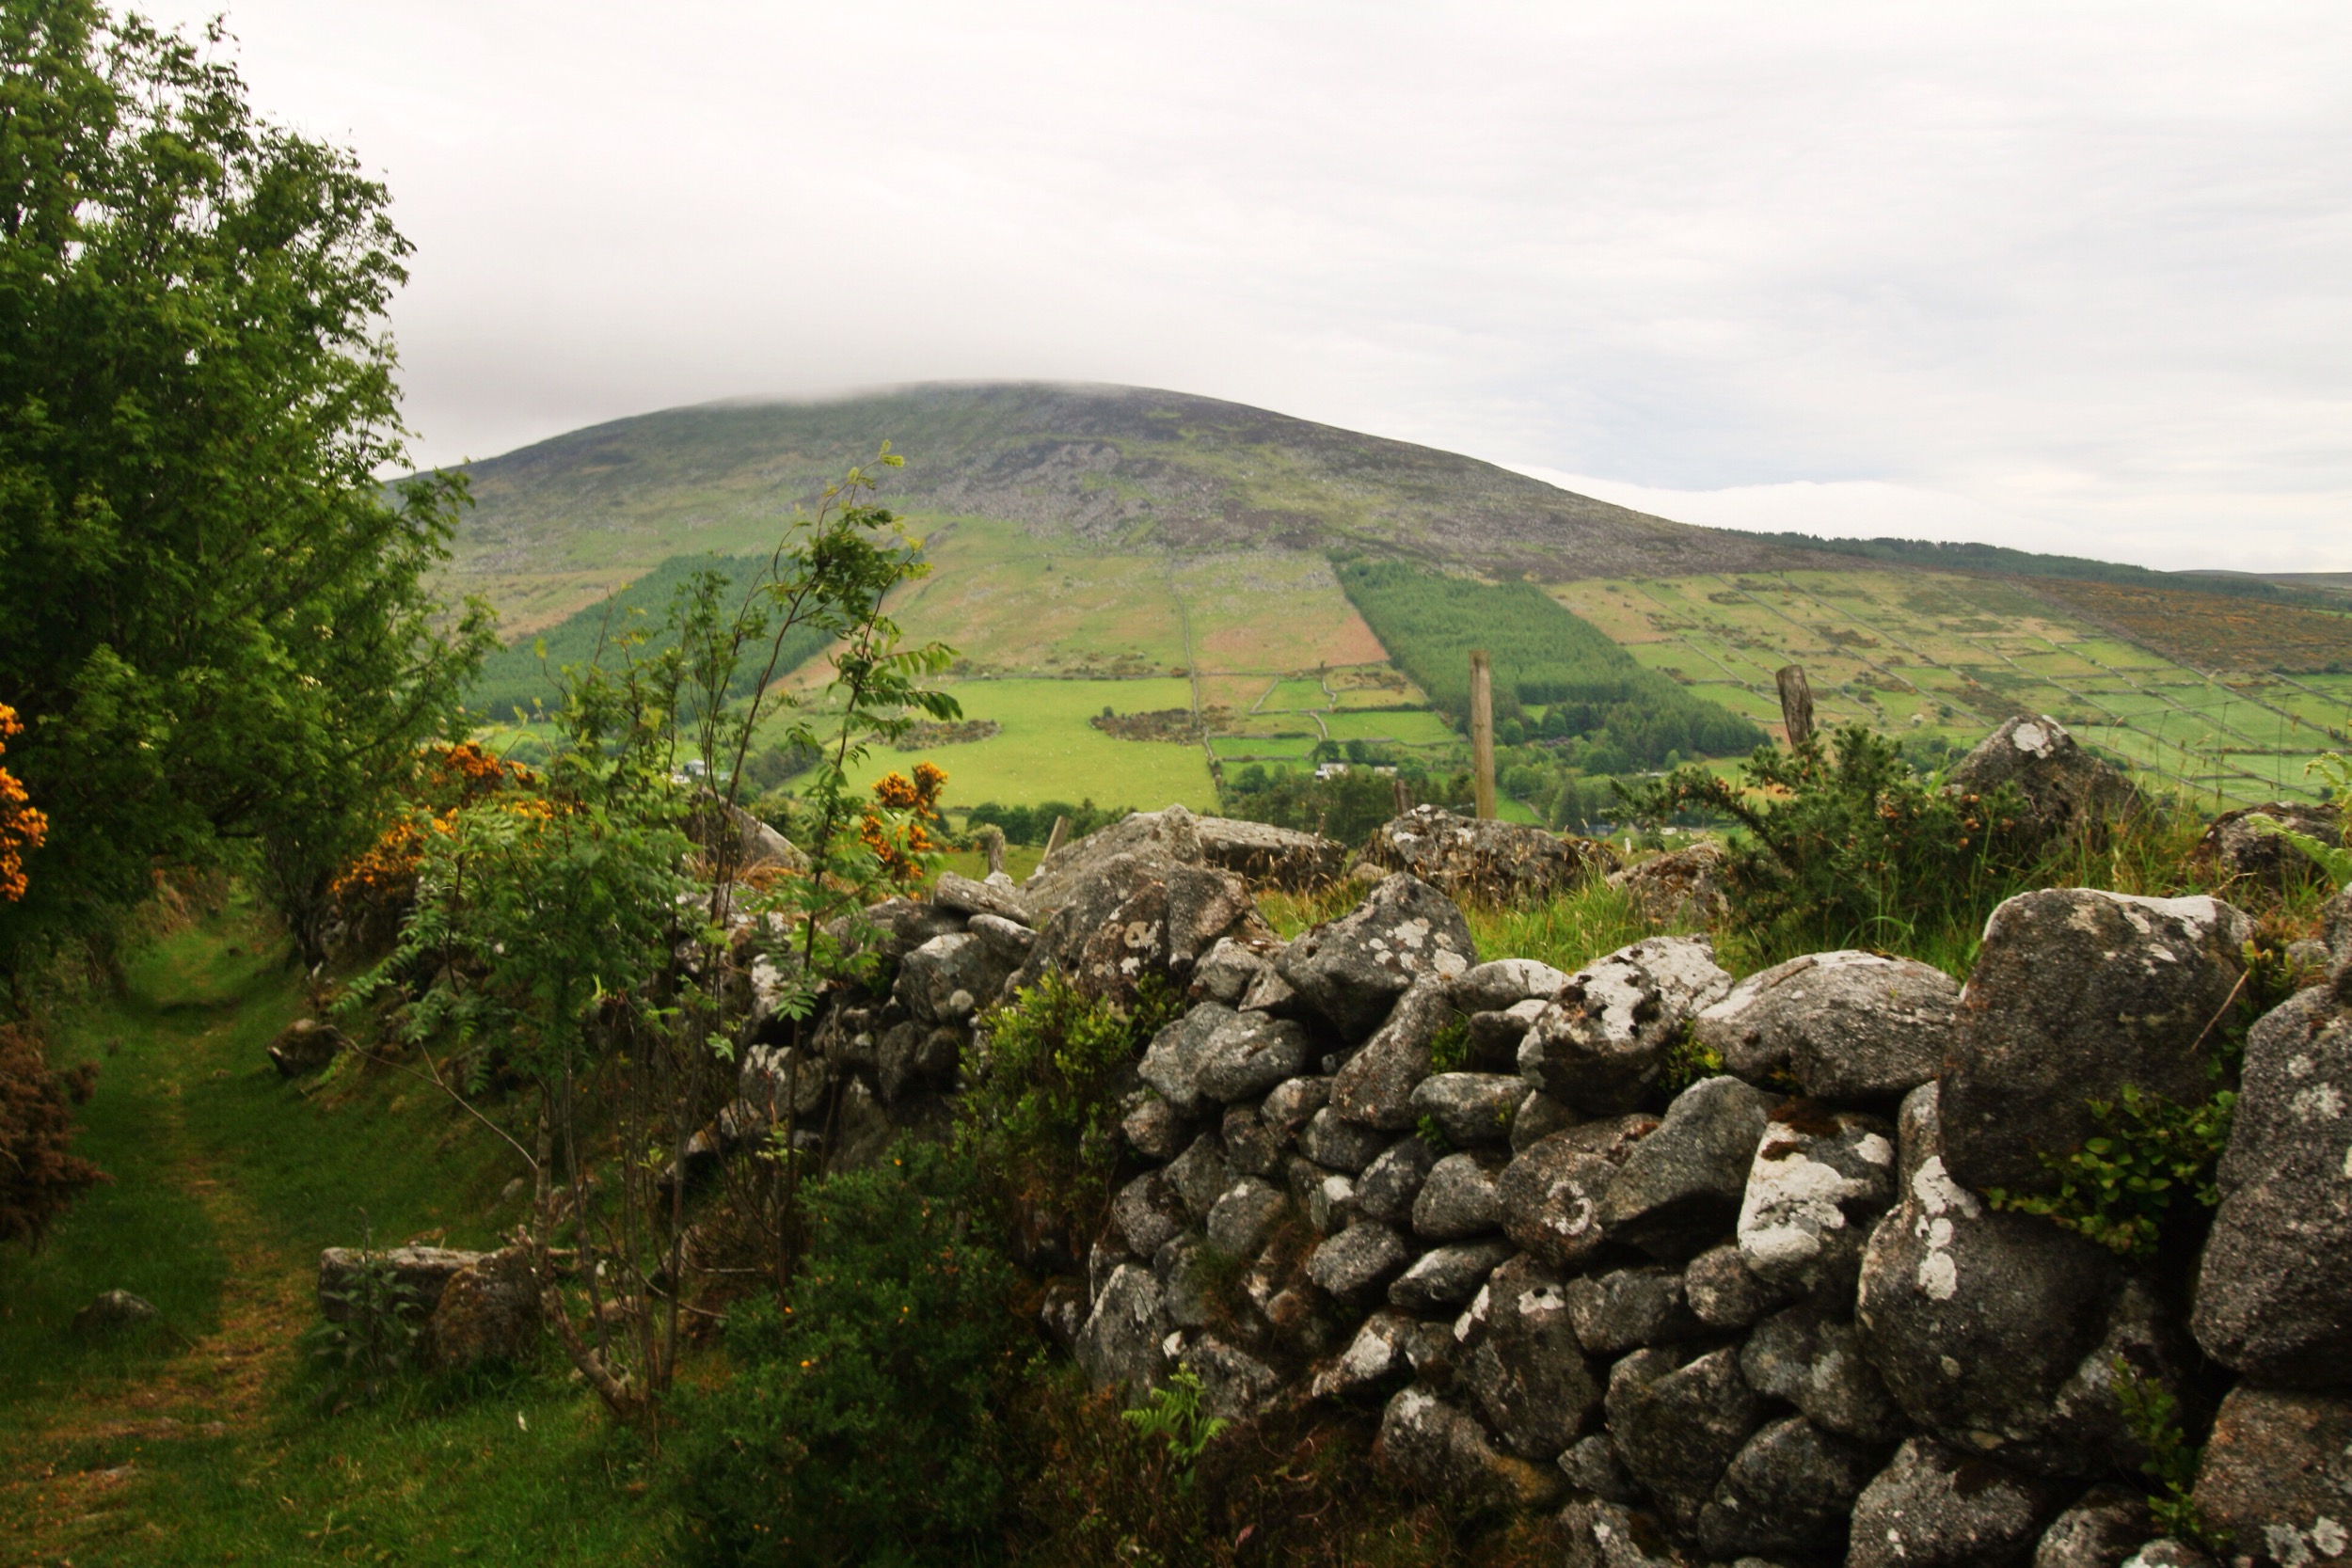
137;0;2352;571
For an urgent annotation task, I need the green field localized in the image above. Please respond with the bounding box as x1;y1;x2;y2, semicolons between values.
1554;570;2352;807
856;677;1216;812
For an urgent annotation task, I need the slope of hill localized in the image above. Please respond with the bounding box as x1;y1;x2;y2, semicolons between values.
443;383;1827;632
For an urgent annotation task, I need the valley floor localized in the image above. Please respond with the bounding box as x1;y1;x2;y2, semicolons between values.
0;895;671;1566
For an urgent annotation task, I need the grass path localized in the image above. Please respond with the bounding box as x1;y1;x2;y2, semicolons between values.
0;893;671;1565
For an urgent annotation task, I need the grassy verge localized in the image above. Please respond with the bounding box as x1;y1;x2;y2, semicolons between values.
0;890;670;1565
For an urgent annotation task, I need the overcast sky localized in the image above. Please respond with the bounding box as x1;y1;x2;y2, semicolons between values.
143;1;2352;571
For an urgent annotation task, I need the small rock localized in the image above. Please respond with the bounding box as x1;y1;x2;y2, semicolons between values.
2201;800;2345;887
1206;1178;1287;1257
1500;1132;1621;1271
1194;1010;1314;1104
1462;1257;1601;1461
1608;841;1730;928
1412;1149;1508;1241
71;1290;158;1337
1598;1076;1781;1259
1409;1072;1525;1147
2032;1484;2153;1568
1111;1170;1188;1258
1165;1132;1236;1223
1740;1304;1906;1446
1306;1221;1409;1303
318;1245;482;1322
1356;1136;1440;1225
1390;1238;1515;1314
1278;872;1477;1037
1301;1105;1389;1173
1076;1264;1171;1396
266;1018;346;1076
1846;1437;2064;1568
1565;1266;1703;1356
1122;1091;1194;1161
895;931;1016;1027
1311;1310;1415;1402
1376;1386;1565;1511
1470;1003;1549;1072
1735;1102;1898;1299
1684;1243;1794;1332
1177;1334;1283;1421
1220;1101;1282;1177
1260;1075;1330;1137
1040;1277;1089;1349
1559;1433;1643;1505
1332;973;1454;1131
1518;937;1734;1116
1509;1086;1581;1151
1191;937;1271;1006
1694;950;1958;1105
1137;1003;1234;1116
1155;1234;1213;1331
1695;1414;1880;1560
1557;1498;1697;1567
2120;1541;2217;1568
1605;1344;1767;1533
1453;958;1575;1013
427;1246;539;1370
933;871;1035;925
1309;1171;1359;1235
1945;714;2138;843
1356;804;1614;905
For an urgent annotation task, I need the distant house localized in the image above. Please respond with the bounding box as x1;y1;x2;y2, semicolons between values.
1313;761;1396;782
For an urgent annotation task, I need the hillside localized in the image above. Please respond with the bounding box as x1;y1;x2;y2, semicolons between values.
442;383;1828;632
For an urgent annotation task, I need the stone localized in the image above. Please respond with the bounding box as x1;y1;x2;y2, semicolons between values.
1740;1304;1906;1446
1500;1132;1621;1271
1695;1414;1880;1560
1356;1136;1439;1225
1565;1266;1702;1356
1557;1499;1697;1567
1193;1010;1313;1104
830;1076;895;1172
1510;1086;1581;1151
1206;1177;1287;1257
1470;1003;1549;1072
1165;1132;1236;1223
1111;1170;1188;1259
1025;808;1343;895
1598;1076;1781;1259
1608;841;1730;928
1301;1105;1388;1173
1261;1075;1330;1138
266;1017;346;1076
1846;1438;2065;1568
71;1290;158;1337
1943;888;2250;1196
1461;1259;1601;1461
1075;1263;1170;1396
1694;950;1958;1105
1177;1334;1283;1423
1389;1238;1515;1314
1519;937;1735;1115
1238;963;1304;1017
1684;1243;1795;1332
1191;937;1272;1006
2192;985;2352;1385
1560;1433;1643;1505
1331;973;1454;1131
1605;1344;1767;1532
931;870;1035;925
1277;872;1476;1037
1735;1102;1898;1299
1162;863;1265;976
2191;1385;2352;1568
1412;1149;1507;1241
1945;714;2138;842
964;911;1037;967
1220;1101;1282;1178
1376;1386;1565;1511
1409;1072;1525;1147
1311;1310;1417;1402
1306;1221;1409;1303
895;931;1015;1026
1454;958;1576;1013
1121;1091;1193;1161
1040;1277;1089;1349
2120;1542;2216;1568
319;1245;483;1321
1154;1234;1213;1331
1357;804;1615;905
1308;1172;1359;1235
1137;1002;1233;1116
2033;1485;2153;1568
428;1247;539;1369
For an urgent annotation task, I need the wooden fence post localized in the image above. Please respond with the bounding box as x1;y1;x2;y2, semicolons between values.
1470;650;1498;820
1776;664;1815;748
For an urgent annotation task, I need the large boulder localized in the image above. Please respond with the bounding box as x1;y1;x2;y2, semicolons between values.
1075;1263;1171;1396
895;931;1015;1026
1693;950;1958;1105
2192;985;2352;1385
1355;804;1616;904
1500;1131;1629;1272
318;1245;482;1322
1605;1345;1767;1533
1606;842;1729;929
2190;1385;2352;1567
1847;1437;2066;1568
1023;804;1338;911
1855;1084;2173;1478
427;1246;539;1369
1279;873;1477;1037
1459;1255;1602;1460
2199;800;2344;889
1945;715;2137;841
1740;1303;1906;1445
1376;1386;1565;1512
1942;888;2250;1196
1597;1076;1780;1259
1518;938;1733;1115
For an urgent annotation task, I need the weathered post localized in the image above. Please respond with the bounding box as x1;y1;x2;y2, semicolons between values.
1392;775;1412;817
1470;649;1498;820
1775;664;1815;749
1041;814;1071;863
978;823;1007;877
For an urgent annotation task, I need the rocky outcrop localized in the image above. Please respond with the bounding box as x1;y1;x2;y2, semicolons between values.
1607;842;1728;929
1355;805;1617;904
1945;714;2138;841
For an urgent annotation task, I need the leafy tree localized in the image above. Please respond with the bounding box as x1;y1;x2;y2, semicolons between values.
0;2;492;983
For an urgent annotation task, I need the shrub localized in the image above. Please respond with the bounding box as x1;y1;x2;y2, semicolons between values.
307;1238;427;1407
670;1142;1028;1568
0;1022;105;1250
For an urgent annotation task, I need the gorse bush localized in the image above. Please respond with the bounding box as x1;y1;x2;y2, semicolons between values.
0;1022;105;1250
671;1142;1026;1568
1627;725;2045;966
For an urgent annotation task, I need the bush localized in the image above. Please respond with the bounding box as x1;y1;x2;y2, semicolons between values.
0;1022;105;1250
670;1142;1029;1568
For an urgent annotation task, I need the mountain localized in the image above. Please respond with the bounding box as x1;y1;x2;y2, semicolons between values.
440;382;1828;633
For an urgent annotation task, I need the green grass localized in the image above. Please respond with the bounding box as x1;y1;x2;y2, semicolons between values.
0;892;669;1564
856;677;1216;811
